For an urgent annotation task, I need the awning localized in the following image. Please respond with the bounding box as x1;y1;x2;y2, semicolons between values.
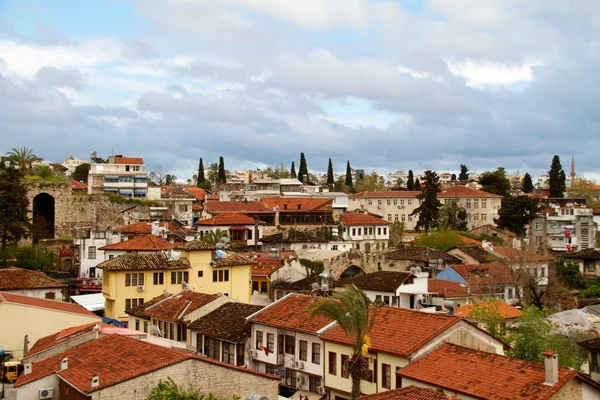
229;226;249;230
70;293;105;312
104;175;120;179
134;189;147;194
120;189;133;195
135;175;147;179
103;188;118;192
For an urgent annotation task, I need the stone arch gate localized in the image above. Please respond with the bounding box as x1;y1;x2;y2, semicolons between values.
325;250;411;279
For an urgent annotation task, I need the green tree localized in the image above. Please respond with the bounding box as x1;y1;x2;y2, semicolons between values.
309;285;377;400
298;152;308;183
549;155;566;198
327;158;334;188
15;246;58;271
479;168;510;196
388;221;405;248
72;163;90;183
406;170;414;190
31;165;56;179
438;201;468;231
0;166;32;265
414;177;420;189
165;174;177;185
217;157;226;185
466;301;505;340
507;306;553;362
355;172;384;193
147;377;238;400
201;229;228;245
345;161;353;187
197;158;206;187
456;208;468;231
207;163;218;185
522;172;534;193
451;173;457;181
495;195;541;237
333;176;345;192
555;258;585;290
410;170;442;233
272;163;290;179
290;161;297;178
458;164;469;181
6;147;43;171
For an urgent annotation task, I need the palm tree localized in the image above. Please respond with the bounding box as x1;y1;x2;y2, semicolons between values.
309;284;377;400
201;229;228;245
6;147;42;171
206;163;219;185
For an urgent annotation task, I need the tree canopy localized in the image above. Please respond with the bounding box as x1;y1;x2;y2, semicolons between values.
0;166;32;264
290;161;297;178
548;155;566;197
72;163;90;183
495;195;541;237
522;172;534;193
479;168;510;196
6;147;42;171
439;201;468;231
197;158;206;187
410;170;442;233
355;172;384;193
458;164;469;181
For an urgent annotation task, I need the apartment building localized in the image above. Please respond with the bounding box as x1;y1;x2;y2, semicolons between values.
87;154;148;198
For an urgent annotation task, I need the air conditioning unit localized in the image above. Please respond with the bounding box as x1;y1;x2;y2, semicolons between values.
318;387;326;395
398;205;405;209
39;388;54;399
295;360;304;369
297;376;305;386
249;349;258;357
138;285;145;292
377;205;382;209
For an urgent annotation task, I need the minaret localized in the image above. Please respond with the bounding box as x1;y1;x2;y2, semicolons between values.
570;154;576;187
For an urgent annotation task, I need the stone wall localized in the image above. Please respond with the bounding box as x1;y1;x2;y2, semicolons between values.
325;250;420;277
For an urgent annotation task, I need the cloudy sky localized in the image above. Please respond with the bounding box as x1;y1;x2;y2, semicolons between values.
1;0;599;181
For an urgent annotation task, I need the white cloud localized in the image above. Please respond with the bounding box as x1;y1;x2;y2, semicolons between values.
398;66;443;82
445;60;543;88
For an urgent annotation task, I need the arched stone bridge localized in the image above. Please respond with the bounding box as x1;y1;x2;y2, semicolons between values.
325;250;416;279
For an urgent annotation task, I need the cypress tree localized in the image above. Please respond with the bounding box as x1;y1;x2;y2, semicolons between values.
345;161;353;187
290;161;297;178
327;158;334;188
549;155;566;197
410;170;442;233
451;173;457;181
298;153;308;183
407;170;414;190
414;177;421;190
197;158;205;186
217;156;226;185
458;164;469;181
522;173;534;193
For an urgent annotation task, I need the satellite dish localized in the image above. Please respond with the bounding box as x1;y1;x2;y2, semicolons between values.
415;266;422;273
311;282;321;292
410;267;417;274
151;325;162;337
163;289;170;298
216;243;224;250
181;280;189;289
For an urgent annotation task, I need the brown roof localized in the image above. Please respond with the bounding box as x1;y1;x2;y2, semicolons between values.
397;344;578;400
261;229;329;244
212;251;257;267
69;179;87;190
439;186;502;198
125;294;167;318
183;186;208;201
321;306;461;358
350;191;421;199
386;247;461;263
99;235;175;251
340;213;391;226
360;386;457;400
252;260;285;277
336;271;412;292
271;276;321;291
16;334;278;392
0;292;98;317
427;278;469;298
120;222;152;234
188;302;263;343
96;253;190;271
564;248;600;260
114;157;144;165
451;263;515;293
248;294;333;334
175;240;217;251
195;213;257;226
448;245;500;263
578;337;600;351
144;291;220;321
204;200;274;214
0;267;66;290
262;197;332;211
471;224;518;238
493;246;554;262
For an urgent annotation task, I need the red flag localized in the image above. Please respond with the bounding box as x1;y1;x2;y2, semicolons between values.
261;346;269;356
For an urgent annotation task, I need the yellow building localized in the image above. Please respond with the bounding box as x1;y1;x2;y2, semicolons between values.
0;292;100;360
99;241;255;321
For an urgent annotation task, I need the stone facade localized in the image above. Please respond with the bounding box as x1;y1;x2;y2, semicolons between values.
325;250;417;278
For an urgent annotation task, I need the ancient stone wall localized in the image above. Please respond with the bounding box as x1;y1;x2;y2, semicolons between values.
325;250;418;277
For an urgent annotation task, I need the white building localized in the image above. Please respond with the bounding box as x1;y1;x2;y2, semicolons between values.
77;228;121;278
339;213;390;252
61;156;90;176
196;214;264;248
87;154;148;198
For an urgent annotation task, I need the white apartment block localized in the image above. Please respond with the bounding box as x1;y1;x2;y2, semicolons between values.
88;155;148;198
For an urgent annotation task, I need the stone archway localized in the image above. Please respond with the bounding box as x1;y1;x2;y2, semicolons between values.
32;193;55;244
339;265;365;279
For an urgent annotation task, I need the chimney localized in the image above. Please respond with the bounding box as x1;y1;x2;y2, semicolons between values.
444;300;456;316
61;357;68;370
24;362;32;375
91;376;100;388
543;350;559;385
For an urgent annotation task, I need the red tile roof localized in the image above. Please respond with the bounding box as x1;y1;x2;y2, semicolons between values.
175;240;216;251
471;224;518;238
183;186;208;201
99;235;175;251
360;386;458;400
96;253;191;271
120;222;152;234
456;301;522;319
247;294;333;334
451;263;515;293
252;260;285;277
211;251;257;267
144;290;220;321
195;213;257;226
350;191;421;199
16;334;278;393
439;186;502;198
397;343;578;400
204;200;273;214
456;235;482;246
262;197;332;211
0;267;66;290
340;213;391;226
69;179;87;190
428;279;469;298
321;306;461;358
0;292;98;317
492;246;554;262
114;157;144;165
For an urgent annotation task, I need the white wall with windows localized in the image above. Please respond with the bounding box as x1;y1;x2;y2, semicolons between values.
77;229;121;278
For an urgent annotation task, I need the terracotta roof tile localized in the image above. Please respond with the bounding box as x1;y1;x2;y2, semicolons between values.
386;247;461;263
248;294;333;334
204;201;274;214
0;267;66;290
99;235;175;251
456;301;522;319
252;260;285;277
456;235;482;246
397;343;578;400
360;386;458;400
0;292;98;317
212;251;257;267
564;248;600;260
196;213;257;226
439;186;502;198
120;222;152;234
427;279;469;298
183;186;208;202
448;245;500;263
336;271;412;292
271;276;321;291
125;294;167;318
69;179;87;190
262;197;332;211
493;246;554;262
340;213;391;226
471;224;518;238
144;290;220;321
114;157;144;165
175;240;216;251
578;337;600;351
188;303;263;343
96;253;190;271
451;263;515;293
321;306;460;358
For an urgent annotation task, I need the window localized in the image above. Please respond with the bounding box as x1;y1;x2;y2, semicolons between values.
481;199;487;208
45;292;56;300
309;376;321;393
482;214;487;221
341;355;350;378
267;333;275;354
125;299;131;310
206;338;220;360
198;270;203;277
382;364;391;389
473;213;479;221
383;228;387;235
474;199;479;209
466;199;471;209
396;367;402;388
153;272;164;285
179;204;188;212
278;334;284;354
94;231;106;239
125;273;131;286
285;368;297;387
387;200;391;206
363;358;375;383
535;222;542;231
368;200;372;205
222;342;235;364
177;323;187;342
400;199;405;206
225;270;230;281
143;321;148;333
260;281;267;293
508;288;514;300
213;270;218;282
393;199;398;205
352;228;356;236
135;319;140;331
299;340;308;361
384;295;390;304
387;214;392;222
394;214;399;222
266;364;277;375
131;273;143;286
377;200;382;206
378;227;381;235
312;343;320;364
329;352;337;375
407;199;412;205
248;229;253;240
171;271;189;284
256;331;263;349
88;246;96;259
591;351;600;373
285;335;295;354
408;215;413;222
332;245;338;251
401;214;406;222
